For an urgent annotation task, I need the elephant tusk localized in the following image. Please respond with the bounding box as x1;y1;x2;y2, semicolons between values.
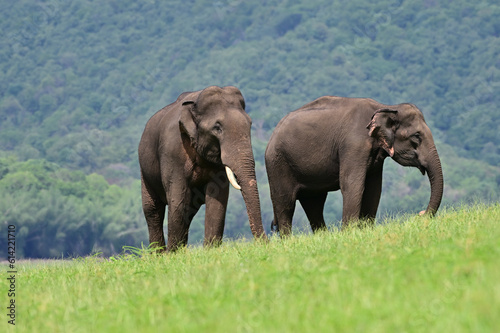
225;166;242;190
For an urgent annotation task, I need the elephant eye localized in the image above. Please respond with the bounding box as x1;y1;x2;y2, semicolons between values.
410;133;422;147
212;122;222;134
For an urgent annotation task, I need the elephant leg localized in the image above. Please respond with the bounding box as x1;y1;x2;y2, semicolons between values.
340;164;367;229
298;192;328;232
166;185;202;252
268;163;298;236
141;176;166;251
204;178;230;247
360;164;384;222
270;192;296;237
276;203;296;236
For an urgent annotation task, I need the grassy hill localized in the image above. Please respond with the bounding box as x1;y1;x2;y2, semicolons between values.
5;204;500;332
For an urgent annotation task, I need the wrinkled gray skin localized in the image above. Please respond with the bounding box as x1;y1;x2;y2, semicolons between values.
265;96;444;235
139;86;266;252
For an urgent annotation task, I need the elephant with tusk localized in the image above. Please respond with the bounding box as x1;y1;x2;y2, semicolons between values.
265;96;444;235
225;166;241;190
139;86;267;252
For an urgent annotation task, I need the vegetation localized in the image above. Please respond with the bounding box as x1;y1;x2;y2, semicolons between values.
4;204;500;332
0;157;145;257
0;1;499;256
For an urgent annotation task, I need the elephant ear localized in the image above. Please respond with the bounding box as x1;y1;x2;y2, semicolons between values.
367;108;398;157
179;101;198;146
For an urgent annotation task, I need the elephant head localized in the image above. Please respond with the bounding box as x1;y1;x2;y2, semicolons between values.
178;86;266;239
367;104;444;216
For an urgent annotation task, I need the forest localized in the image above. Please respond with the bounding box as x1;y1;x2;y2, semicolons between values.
0;0;499;258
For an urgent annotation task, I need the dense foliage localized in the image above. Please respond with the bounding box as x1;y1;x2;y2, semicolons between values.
0;157;146;257
0;0;499;257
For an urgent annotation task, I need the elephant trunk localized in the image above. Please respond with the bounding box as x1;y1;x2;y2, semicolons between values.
223;148;267;241
423;145;444;216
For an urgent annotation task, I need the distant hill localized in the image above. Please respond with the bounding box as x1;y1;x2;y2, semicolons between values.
1;0;499;255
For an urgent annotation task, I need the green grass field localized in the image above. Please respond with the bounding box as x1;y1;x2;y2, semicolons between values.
3;204;500;332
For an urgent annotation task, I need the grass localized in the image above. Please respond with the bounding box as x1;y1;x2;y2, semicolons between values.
3;204;500;332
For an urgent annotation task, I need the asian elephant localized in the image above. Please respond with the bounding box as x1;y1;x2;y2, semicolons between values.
139;86;267;252
265;96;444;235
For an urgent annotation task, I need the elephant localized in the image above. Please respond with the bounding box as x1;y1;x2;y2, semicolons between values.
265;96;444;235
138;86;267;252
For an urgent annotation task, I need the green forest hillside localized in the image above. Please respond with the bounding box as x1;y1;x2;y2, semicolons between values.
1;0;499;257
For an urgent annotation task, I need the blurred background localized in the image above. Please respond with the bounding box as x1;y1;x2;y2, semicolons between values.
1;0;498;258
